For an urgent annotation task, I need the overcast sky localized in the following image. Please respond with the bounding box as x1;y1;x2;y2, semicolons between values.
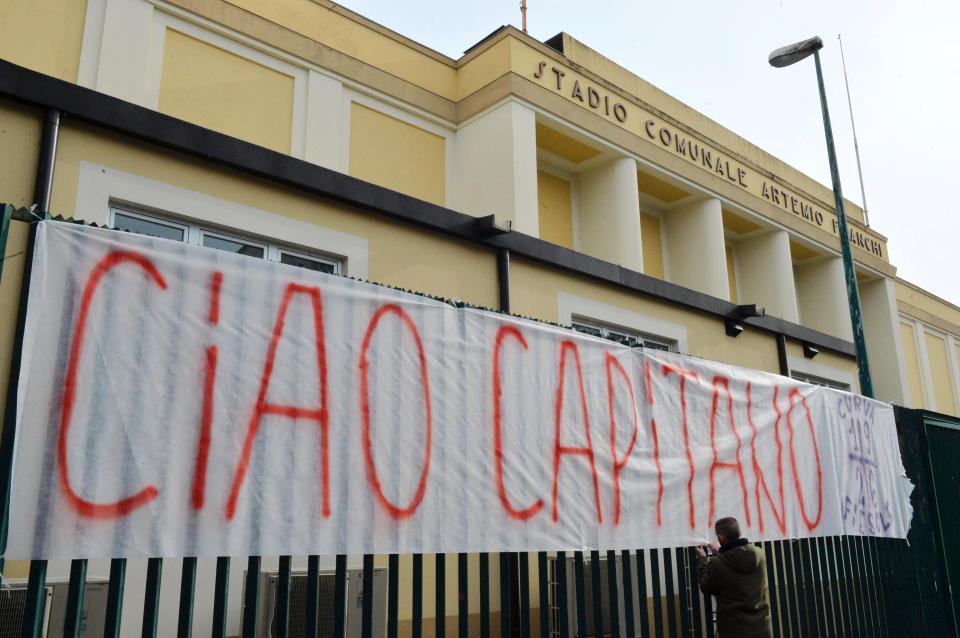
345;0;960;304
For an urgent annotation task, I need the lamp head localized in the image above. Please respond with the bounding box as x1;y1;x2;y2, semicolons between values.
769;36;824;68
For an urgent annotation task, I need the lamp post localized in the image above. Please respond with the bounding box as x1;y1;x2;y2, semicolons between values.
769;36;873;398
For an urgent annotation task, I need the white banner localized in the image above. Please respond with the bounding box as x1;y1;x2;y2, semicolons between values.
7;222;913;559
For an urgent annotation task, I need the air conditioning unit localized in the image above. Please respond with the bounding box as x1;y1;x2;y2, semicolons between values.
1;578;107;638
0;582;52;638
547;555;637;638
46;579;109;637
243;567;387;637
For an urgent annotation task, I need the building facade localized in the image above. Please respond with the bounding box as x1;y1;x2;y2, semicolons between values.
1;0;958;635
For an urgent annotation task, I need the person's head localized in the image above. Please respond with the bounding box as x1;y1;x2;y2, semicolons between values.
714;517;741;545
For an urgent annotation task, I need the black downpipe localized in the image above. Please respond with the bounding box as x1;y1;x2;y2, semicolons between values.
776;334;790;377
497;248;510;314
33;108;60;213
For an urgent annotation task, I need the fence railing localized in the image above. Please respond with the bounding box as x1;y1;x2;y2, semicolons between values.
0;538;921;636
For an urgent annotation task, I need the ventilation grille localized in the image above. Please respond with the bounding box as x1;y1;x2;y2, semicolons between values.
270;573;336;637
0;587;29;638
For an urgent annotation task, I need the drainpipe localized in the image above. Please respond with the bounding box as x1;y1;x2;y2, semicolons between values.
776;334;790;377
33;108;60;214
497;248;511;314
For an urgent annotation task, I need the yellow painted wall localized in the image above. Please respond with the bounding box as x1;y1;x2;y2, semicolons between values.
924;331;957;415
0;0;87;81
0;101;42;208
510;258;780;373
159;29;294;154
349;103;446;206
49;123;494;309
899;321;925;409
536;170;573;248
725;245;737;303
640;213;664;279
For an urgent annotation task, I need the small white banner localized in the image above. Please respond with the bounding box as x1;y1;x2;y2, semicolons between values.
7;222;913;559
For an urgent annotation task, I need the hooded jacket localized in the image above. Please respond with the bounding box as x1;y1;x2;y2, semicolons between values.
697;538;773;638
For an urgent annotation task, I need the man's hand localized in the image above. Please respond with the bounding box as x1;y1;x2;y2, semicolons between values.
708;542;721;554
695;545;706;558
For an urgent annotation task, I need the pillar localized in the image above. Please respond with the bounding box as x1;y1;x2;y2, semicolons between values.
860;277;908;404
664;198;729;299
452;101;539;236
305;71;346;171
736;230;800;323
795;256;853;340
577;157;643;271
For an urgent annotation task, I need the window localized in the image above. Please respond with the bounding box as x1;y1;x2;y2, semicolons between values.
791;372;850;391
113;211;186;242
110;207;341;274
571;318;677;352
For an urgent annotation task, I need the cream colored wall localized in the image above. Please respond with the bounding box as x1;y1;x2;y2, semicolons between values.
0;0;87;81
537;170;573;248
159;28;295;154
640;212;664;279
349;103;446;206
0;101;42;209
49;123;494;308
510;258;781;373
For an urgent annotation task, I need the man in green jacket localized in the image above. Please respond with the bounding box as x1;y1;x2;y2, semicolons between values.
696;517;773;638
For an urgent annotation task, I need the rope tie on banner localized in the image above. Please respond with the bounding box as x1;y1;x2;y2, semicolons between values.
26;204;46;222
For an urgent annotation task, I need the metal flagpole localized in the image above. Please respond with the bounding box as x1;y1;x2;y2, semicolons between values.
838;34;870;227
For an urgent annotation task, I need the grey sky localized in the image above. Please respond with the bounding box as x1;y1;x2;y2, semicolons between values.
345;0;960;304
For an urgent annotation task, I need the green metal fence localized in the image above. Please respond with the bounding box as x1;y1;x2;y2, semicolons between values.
0;207;955;637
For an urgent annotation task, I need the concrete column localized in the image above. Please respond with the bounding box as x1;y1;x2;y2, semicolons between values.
860;277;908;404
452;101;539;235
795;256;853;340
305;71;346;172
664;198;729;299
577;157;643;271
736;230;800;322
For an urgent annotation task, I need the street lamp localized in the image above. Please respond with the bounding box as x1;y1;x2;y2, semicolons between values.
769;36;874;398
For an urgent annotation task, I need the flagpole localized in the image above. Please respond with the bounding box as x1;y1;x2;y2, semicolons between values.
838;34;870;227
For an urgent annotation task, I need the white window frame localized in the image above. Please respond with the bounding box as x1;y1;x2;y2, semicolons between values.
557;291;687;353
571;317;676;351
110;206;342;275
111;207;189;241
